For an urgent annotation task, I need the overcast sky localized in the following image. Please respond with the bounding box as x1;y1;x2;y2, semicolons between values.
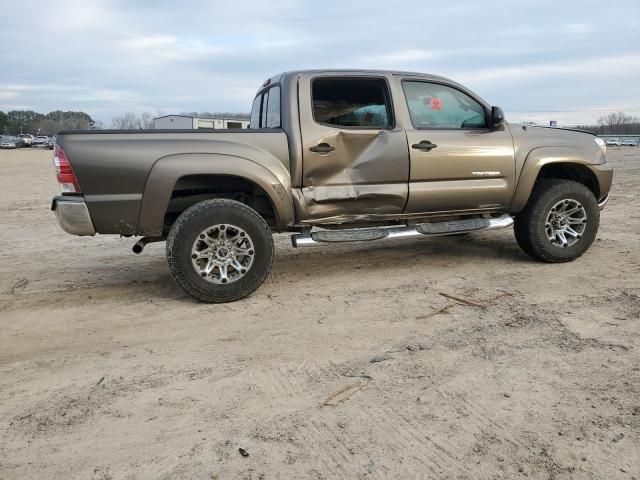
1;0;638;125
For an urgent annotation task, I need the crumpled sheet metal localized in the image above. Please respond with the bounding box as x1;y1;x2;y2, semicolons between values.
297;129;409;222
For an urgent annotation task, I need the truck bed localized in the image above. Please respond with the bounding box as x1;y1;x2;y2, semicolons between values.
56;129;289;234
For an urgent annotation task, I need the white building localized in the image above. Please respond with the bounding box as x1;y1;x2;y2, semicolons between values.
153;115;250;130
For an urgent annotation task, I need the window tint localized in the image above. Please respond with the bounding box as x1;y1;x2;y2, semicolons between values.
250;95;261;128
403;81;486;129
312;77;391;128
266;86;281;128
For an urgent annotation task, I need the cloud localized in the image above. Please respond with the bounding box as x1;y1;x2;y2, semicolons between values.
564;23;592;33
0;0;638;125
364;49;439;65
117;35;231;65
120;34;178;50
0;91;20;100
454;54;640;84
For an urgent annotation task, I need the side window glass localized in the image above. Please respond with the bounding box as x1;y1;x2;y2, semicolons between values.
261;90;269;129
250;94;261;129
266;86;281;128
403;81;486;129
312;77;391;128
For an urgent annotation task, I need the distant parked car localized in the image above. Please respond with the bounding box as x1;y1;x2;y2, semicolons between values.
621;139;638;147
46;136;55;149
1;136;22;149
33;135;50;147
17;134;34;147
605;138;622;146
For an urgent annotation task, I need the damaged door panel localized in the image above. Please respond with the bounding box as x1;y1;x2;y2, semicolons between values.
295;74;409;223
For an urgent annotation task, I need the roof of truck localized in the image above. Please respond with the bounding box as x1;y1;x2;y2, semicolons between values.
264;69;462;90
281;69;448;78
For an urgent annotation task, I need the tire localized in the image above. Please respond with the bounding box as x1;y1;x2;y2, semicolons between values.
166;199;274;303
514;179;599;262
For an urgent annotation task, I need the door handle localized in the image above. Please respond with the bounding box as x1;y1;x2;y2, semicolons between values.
309;143;336;154
411;141;438;152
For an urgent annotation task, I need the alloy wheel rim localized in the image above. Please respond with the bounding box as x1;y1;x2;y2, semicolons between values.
545;199;587;248
191;224;255;284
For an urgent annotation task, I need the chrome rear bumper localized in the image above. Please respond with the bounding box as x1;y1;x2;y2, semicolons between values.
51;196;96;236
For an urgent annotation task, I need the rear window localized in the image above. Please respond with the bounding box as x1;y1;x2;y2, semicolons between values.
250;95;261;128
266;86;280;128
312;77;392;128
249;85;281;129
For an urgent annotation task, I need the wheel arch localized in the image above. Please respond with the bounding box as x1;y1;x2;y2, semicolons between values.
511;147;603;213
137;153;295;236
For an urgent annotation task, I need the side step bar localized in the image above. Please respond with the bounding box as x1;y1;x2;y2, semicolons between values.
291;215;513;247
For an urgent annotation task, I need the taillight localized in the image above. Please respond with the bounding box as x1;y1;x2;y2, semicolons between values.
53;145;81;193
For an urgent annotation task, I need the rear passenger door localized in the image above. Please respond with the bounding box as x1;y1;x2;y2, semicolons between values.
296;74;409;222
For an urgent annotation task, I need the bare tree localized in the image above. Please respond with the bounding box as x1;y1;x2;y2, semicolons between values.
111;112;155;130
140;112;154;130
597;111;640;135
111;112;141;130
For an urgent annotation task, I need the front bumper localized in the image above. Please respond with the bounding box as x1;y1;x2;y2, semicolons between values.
598;194;609;210
592;163;613;207
51;196;96;236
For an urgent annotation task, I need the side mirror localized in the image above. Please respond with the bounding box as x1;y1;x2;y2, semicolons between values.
491;106;505;128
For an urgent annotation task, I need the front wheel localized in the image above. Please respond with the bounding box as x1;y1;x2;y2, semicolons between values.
166;199;274;303
514;179;600;262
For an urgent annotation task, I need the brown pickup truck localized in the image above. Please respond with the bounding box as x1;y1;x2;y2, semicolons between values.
52;69;613;303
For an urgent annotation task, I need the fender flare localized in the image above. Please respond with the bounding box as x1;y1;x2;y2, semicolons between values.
510;146;602;213
137;152;294;236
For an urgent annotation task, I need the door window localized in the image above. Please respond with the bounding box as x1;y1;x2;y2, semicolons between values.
312;77;392;128
403;81;486;129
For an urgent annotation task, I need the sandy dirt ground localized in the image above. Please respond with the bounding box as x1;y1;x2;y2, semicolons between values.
0;147;638;480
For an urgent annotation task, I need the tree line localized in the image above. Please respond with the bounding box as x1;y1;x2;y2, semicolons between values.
1;110;251;135
0;110;96;136
577;112;640;135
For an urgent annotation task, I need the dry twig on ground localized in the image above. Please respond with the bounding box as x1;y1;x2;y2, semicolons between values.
321;383;362;407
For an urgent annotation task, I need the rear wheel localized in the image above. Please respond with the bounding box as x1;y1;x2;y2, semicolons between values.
166;199;274;303
514;179;599;262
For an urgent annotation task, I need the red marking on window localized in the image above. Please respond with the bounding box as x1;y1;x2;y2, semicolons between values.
430;98;442;111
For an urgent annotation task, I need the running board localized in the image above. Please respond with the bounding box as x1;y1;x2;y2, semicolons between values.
291;215;513;247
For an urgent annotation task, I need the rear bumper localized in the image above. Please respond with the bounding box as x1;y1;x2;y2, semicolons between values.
51;196;96;236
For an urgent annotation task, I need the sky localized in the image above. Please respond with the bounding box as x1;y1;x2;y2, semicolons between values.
0;0;638;126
